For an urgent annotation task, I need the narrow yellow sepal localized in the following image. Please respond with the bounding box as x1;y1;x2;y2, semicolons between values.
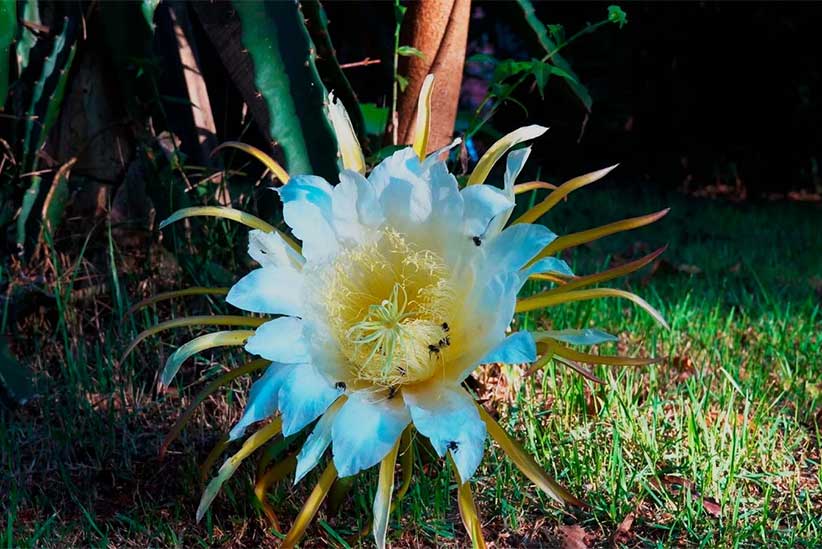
256;453;298;531
196;418;283;521
477;404;584;507
158;206;301;252
212;141;289;184
535;338;661;366
160;358;271;458
533;209;670;261
537;246;667;292
373;439;401;549
516;287;669;329
282;461;338;548
328;92;366;174
126;287;229;317
514;164;618;224
531;341;604;383
161;330;255;386
452;464;487;549
120;315;266;366
412;74;435;160
466;124;548;185
513;180;557;194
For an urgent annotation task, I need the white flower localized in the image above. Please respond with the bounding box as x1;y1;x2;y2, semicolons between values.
151;75;668;548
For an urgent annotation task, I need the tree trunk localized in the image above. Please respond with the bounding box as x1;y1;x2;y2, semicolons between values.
397;0;470;153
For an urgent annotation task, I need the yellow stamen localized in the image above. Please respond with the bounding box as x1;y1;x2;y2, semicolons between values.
317;230;458;387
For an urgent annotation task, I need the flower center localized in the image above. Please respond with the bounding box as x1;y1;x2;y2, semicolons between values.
322;230;456;388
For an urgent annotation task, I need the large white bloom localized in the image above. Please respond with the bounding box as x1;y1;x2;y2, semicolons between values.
228;139;554;483
150;74;667;548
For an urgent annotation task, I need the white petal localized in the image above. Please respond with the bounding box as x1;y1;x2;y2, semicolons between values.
480;331;537;364
422;137;462;170
367;147;422;196
504;146;532;196
447;271;520;382
523;257;575;278
483;224;556;275
229;363;293;440
404;385;486;482
331;393;410;478
483;146;533;237
461;184;514;238
294;399;344;483
538;328;617;346
277;363;342;437
333;170;383;244
279;175;339;262
244;317;310;363
226;267;303;316
247;229;304;271
378;172;432;228
428;160;464;225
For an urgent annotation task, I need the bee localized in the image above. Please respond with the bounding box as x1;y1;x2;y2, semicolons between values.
335;381;347;391
387;386;398;399
438;335;451;348
472;235;482;247
441;322;450;333
446;440;460;453
428;344;441;356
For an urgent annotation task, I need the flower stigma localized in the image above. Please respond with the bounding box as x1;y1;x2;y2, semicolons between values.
319;229;458;388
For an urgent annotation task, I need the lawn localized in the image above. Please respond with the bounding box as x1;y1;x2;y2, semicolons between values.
2;186;820;547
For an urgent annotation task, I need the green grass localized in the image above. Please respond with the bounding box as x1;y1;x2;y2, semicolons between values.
1;187;820;547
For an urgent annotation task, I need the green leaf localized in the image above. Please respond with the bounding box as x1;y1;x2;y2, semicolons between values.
515;0;592;111
467;53;497;65
608;5;628;29
233;0;339;180
0;0;16;108
15;0;38;73
395;73;409;92
360;103;389;136
397;45;425;59
141;0;161;31
531;59;552;98
0;337;35;406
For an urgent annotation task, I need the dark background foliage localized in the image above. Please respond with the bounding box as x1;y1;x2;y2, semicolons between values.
330;1;822;193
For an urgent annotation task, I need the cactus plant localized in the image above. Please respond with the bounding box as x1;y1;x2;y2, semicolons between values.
232;0;339;181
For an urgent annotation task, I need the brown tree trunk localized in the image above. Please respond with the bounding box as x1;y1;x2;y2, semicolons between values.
397;0;471;153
